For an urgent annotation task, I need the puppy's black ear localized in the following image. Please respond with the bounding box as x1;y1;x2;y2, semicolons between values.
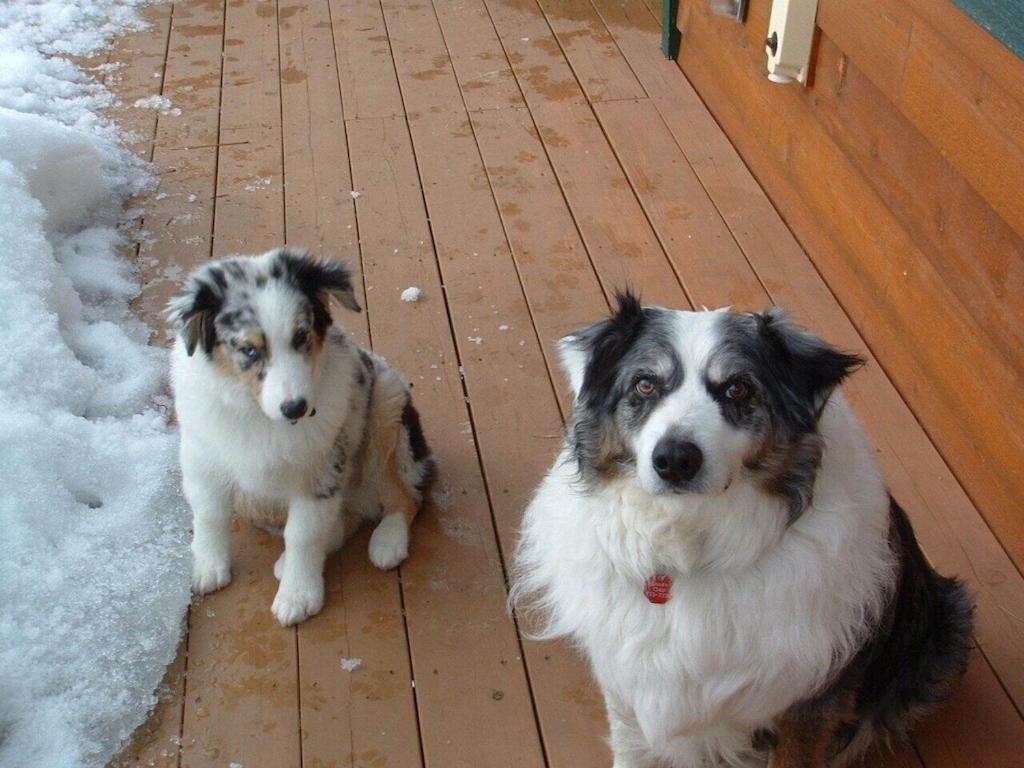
167;263;227;356
276;249;361;334
755;308;864;417
559;289;644;408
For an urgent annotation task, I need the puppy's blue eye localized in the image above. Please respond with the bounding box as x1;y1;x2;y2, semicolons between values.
240;345;260;360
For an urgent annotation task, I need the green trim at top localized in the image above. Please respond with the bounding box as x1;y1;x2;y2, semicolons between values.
950;0;1024;59
662;0;681;59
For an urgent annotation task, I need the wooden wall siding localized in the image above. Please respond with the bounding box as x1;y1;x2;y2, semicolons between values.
662;0;1024;572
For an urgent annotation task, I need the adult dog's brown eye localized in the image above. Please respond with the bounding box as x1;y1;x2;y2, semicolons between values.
292;329;309;349
635;377;657;396
725;381;749;401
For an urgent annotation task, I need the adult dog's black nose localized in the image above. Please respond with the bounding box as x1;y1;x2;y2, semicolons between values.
280;398;308;420
652;437;703;485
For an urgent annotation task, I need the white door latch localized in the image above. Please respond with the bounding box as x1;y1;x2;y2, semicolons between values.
765;0;819;84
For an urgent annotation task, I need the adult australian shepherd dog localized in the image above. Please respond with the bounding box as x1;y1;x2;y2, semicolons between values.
169;248;434;626
512;293;972;767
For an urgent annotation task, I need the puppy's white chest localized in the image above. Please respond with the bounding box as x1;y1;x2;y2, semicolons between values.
180;383;334;499
203;415;315;490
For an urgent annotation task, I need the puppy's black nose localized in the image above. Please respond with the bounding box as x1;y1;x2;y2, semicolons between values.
652;437;703;486
280;398;308;420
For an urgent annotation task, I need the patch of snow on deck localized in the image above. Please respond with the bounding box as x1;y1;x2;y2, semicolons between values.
339;657;363;672
0;3;190;767
133;94;180;116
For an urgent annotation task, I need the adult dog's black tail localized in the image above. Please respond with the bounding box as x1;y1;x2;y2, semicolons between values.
836;499;974;762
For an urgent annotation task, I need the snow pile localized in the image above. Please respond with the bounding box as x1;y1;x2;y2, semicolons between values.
400;286;422;303
0;1;148;135
0;4;191;768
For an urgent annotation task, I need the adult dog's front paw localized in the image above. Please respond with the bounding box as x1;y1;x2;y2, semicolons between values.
271;580;324;626
369;514;409;570
192;554;232;595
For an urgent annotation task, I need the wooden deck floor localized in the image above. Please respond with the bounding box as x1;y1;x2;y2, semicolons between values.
106;0;1024;766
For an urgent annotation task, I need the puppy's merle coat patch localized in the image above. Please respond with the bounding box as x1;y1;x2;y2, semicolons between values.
515;293;972;768
169;248;435;626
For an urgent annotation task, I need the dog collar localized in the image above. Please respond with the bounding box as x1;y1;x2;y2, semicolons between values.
644;574;673;604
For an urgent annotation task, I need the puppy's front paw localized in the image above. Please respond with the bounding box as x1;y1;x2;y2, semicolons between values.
192;555;232;595
273;552;285;581
369;513;409;570
272;581;324;626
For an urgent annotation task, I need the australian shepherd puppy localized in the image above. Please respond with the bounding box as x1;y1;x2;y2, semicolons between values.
512;293;972;768
169;248;435;626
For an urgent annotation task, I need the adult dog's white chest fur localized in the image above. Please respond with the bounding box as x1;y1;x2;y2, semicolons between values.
514;397;894;766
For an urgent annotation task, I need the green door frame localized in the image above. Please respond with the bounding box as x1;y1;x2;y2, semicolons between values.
663;0;681;58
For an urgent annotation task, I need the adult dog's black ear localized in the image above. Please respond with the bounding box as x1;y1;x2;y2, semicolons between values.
755;308;864;420
276;249;361;334
559;289;645;407
167;263;227;357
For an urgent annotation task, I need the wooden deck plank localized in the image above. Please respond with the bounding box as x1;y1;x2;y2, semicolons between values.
279;0;360;266
346;113;546;768
276;2;425;766
379;0;463;118
592;97;767;313
328;0;405;120
480;2;685;310
209;0;285;255
429;0;525;112
181;528;300;768
135;0;225;325
298;526;423;768
533;0;646;103
475;0;588;108
913;647;1024;768
468;105;606;412
107;3;173;158
178;1;301;766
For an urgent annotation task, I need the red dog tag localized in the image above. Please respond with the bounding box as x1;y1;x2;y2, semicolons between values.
644;574;673;604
